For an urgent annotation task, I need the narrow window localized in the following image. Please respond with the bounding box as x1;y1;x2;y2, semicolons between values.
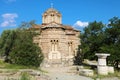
68;42;73;56
51;40;58;51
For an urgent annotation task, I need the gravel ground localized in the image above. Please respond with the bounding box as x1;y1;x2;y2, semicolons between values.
42;66;120;80
101;77;120;80
43;66;93;80
0;67;119;80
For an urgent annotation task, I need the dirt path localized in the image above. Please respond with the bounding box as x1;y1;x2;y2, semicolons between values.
42;66;93;80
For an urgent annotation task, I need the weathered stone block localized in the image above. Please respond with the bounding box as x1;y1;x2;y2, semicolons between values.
108;66;114;73
97;66;108;75
79;69;94;76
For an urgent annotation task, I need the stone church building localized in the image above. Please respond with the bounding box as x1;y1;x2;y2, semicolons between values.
32;7;80;67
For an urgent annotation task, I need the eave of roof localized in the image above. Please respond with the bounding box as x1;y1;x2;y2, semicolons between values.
30;23;80;32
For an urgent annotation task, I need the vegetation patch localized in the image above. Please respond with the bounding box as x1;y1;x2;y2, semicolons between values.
0;21;44;68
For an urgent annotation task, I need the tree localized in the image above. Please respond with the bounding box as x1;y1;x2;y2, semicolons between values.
81;17;120;69
0;30;16;62
100;17;120;68
74;45;84;65
81;21;105;60
10;29;43;67
0;21;43;67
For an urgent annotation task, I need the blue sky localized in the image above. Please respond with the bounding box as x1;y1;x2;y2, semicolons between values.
0;0;120;34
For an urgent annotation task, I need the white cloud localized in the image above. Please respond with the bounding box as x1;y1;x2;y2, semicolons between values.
73;20;89;28
0;13;18;27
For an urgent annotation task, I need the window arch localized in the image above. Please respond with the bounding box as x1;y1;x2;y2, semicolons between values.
51;40;59;51
68;41;73;56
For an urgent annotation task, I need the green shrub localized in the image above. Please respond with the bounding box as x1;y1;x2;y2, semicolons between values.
20;72;30;80
0;29;44;67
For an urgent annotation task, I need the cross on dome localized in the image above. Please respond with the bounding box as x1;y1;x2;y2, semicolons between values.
42;4;62;24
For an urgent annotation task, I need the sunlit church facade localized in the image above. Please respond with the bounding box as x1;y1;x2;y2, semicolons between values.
32;7;80;67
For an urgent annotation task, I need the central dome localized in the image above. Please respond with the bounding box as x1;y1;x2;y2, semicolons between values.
45;8;60;14
42;8;62;24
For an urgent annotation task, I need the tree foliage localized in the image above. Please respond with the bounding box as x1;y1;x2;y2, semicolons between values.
0;30;16;62
100;17;120;68
0;21;43;67
74;45;83;65
81;21;105;60
81;17;120;68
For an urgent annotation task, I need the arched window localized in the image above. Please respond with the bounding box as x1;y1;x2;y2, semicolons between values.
51;40;58;51
68;41;73;56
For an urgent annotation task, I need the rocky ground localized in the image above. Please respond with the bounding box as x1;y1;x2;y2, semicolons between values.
0;66;119;80
42;66;120;80
42;66;93;80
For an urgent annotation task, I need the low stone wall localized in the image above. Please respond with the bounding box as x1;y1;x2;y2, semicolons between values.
79;69;94;76
76;66;94;76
